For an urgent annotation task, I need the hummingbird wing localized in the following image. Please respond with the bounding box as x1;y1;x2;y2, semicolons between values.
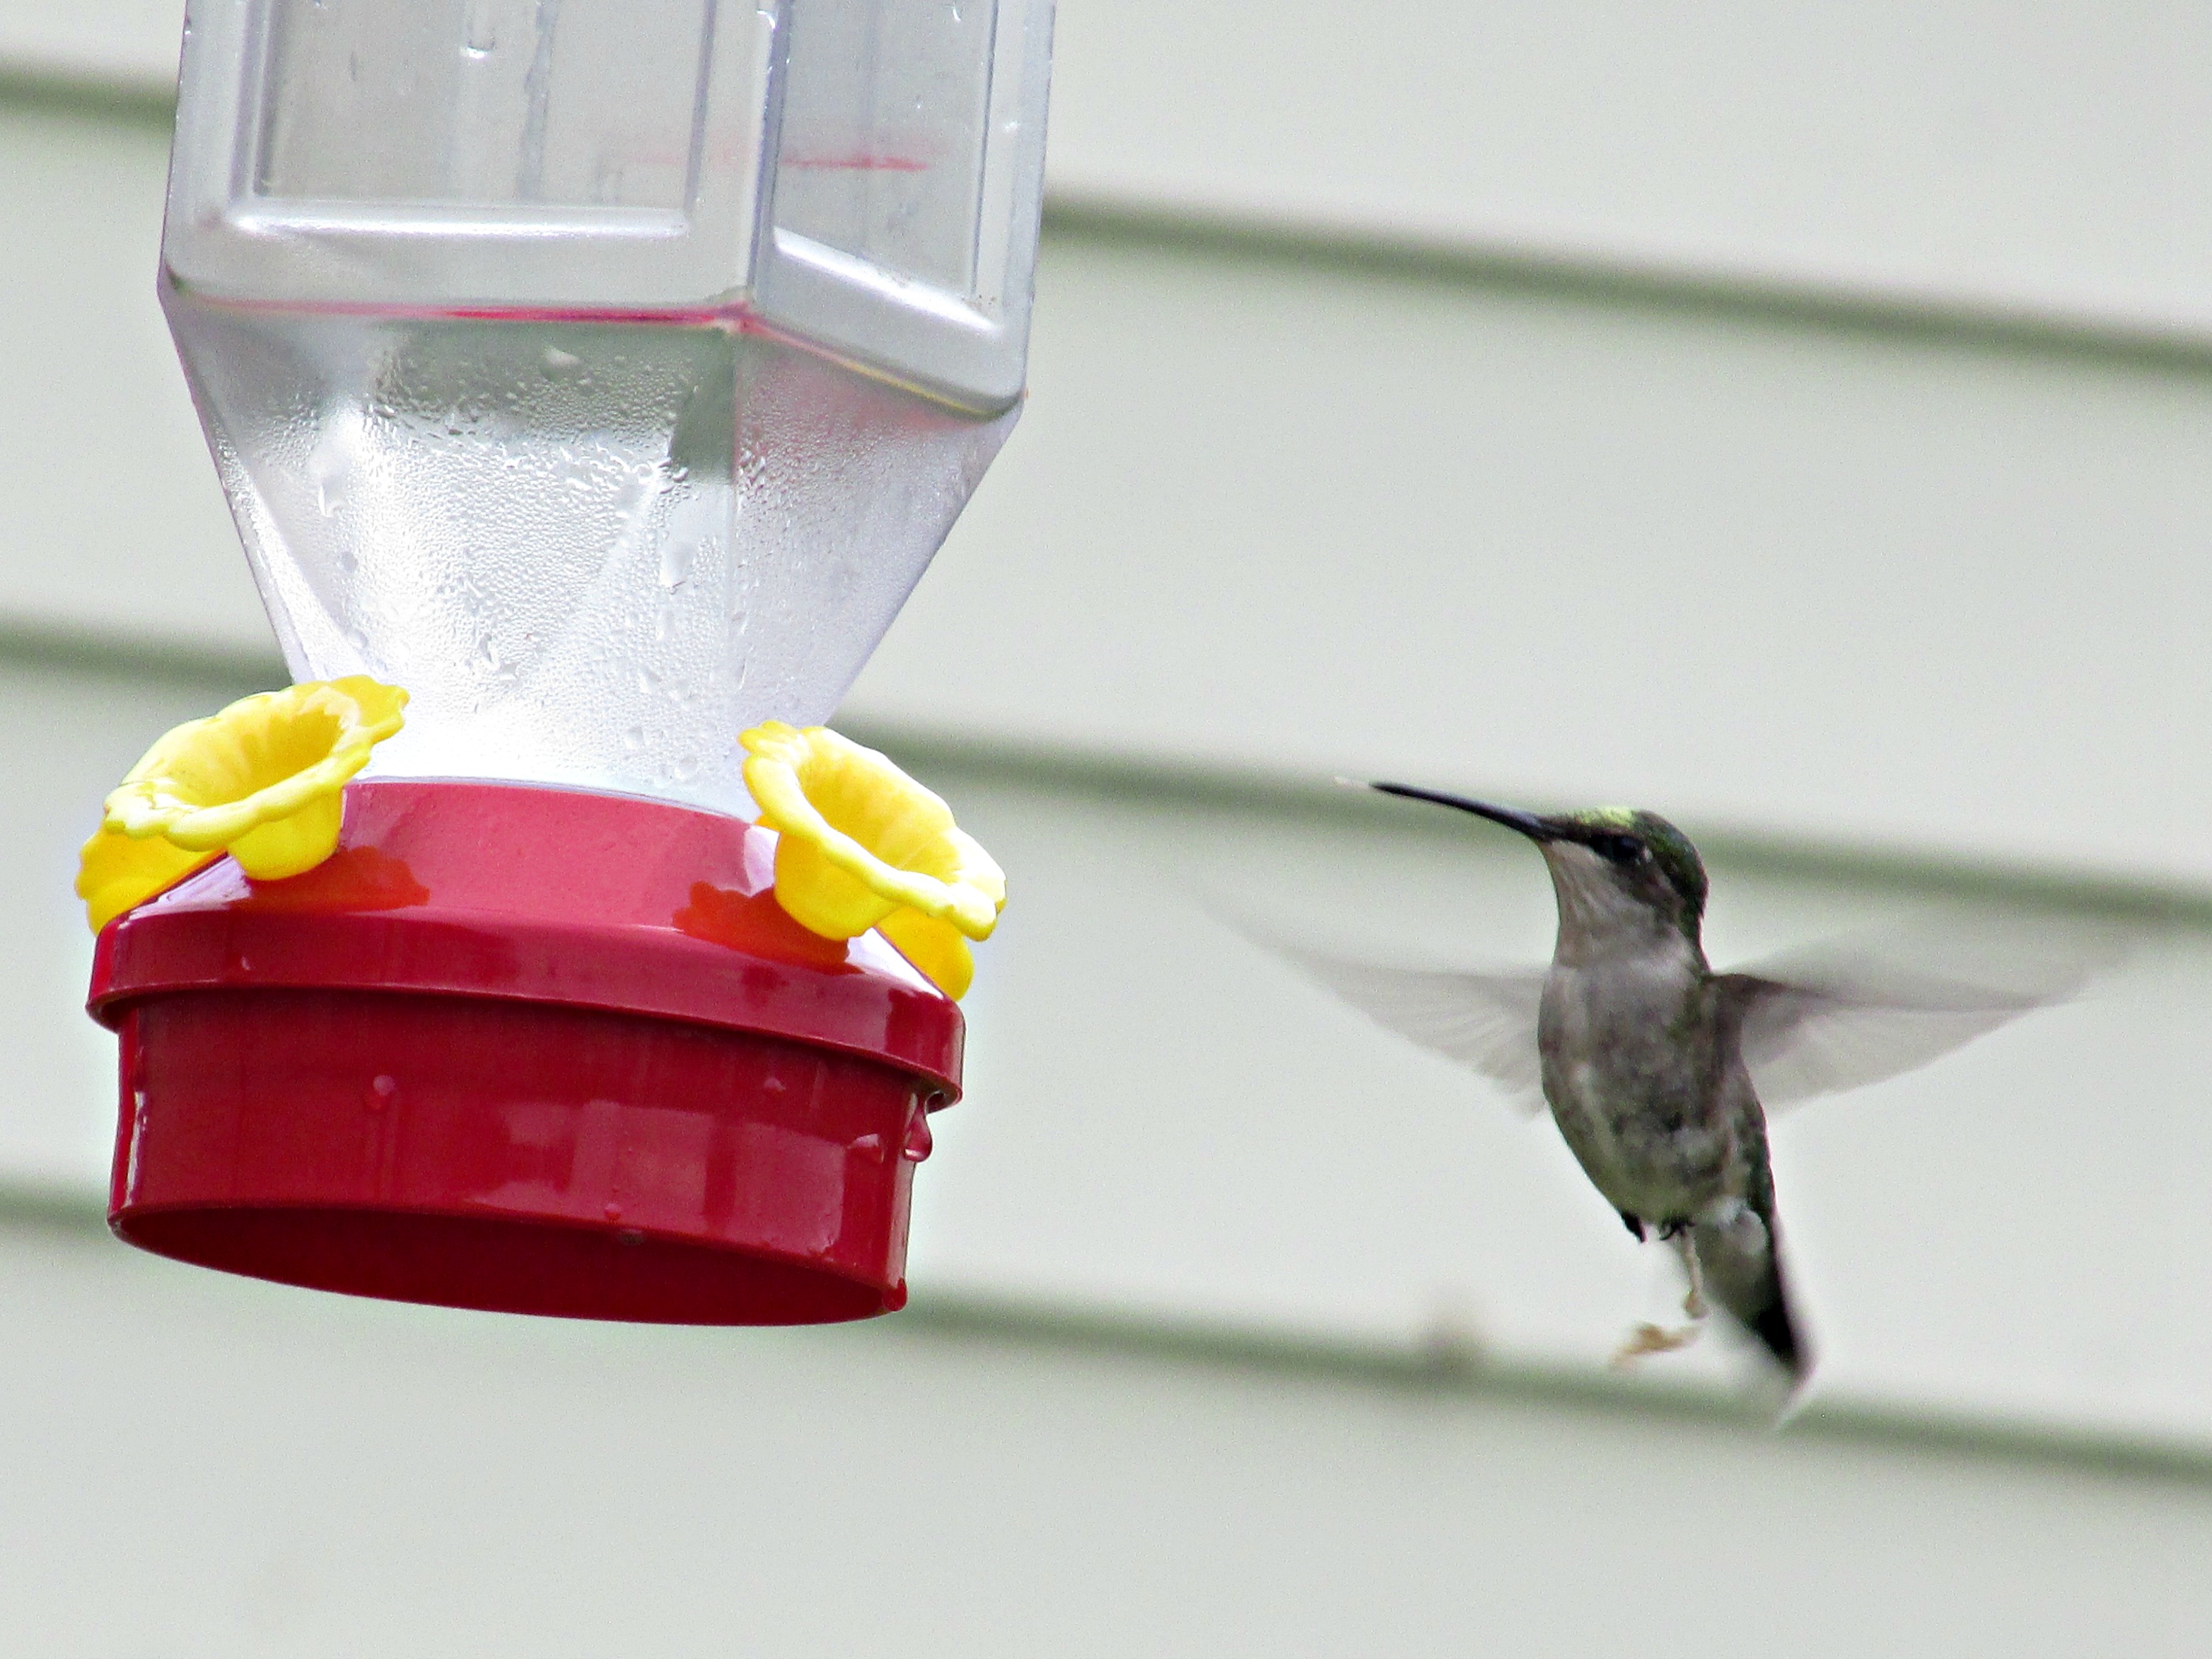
1265;943;1549;1117
1716;929;2109;1111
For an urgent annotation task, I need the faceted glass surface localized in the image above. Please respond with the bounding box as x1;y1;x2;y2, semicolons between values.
774;0;999;296
252;0;716;212
168;290;1014;814
159;0;1052;812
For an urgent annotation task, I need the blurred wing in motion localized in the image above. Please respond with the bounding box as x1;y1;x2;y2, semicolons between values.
1267;940;1549;1117
1719;924;2120;1112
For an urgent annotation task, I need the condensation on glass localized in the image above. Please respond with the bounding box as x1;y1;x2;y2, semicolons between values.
161;0;1053;815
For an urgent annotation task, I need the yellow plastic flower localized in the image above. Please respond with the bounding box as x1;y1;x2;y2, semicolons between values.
78;676;409;931
75;835;222;938
740;722;1005;999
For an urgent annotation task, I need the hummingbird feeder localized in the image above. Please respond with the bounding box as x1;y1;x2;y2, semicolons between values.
82;0;1054;1323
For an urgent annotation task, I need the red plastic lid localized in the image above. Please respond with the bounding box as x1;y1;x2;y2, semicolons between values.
86;780;965;1325
89;779;963;1093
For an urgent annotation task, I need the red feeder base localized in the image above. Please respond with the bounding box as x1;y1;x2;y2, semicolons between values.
87;780;963;1325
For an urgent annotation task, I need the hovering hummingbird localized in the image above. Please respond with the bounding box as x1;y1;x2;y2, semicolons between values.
1278;783;2098;1387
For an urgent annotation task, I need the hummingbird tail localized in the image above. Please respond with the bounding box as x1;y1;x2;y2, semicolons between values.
1745;1280;1809;1380
1695;1218;1814;1383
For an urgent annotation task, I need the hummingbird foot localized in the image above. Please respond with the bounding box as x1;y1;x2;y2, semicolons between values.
1668;1228;1711;1320
1609;1232;1711;1367
1609;1321;1702;1368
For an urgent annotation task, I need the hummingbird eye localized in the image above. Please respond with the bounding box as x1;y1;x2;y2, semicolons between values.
1595;834;1648;866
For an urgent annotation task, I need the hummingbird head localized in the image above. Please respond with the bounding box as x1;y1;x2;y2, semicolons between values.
1367;786;1709;953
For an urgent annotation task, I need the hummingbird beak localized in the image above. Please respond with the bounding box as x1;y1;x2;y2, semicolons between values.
1366;783;1557;842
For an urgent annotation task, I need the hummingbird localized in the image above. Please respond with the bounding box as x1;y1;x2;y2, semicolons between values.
1276;783;2099;1387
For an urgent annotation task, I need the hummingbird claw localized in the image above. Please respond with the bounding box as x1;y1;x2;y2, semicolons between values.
1610;1322;1703;1368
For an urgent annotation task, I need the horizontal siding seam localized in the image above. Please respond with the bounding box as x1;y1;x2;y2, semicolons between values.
0;63;2208;371
4;612;2208;919
2;1184;2208;1486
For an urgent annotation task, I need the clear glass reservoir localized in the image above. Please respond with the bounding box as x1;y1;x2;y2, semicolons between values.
160;0;1054;815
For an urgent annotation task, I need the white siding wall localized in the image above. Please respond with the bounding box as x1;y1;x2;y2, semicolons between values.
6;1212;2211;1658
1047;2;2212;339
12;0;2212;332
852;237;2212;881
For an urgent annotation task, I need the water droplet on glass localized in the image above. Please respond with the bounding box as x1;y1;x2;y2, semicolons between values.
462;0;498;57
366;1074;397;1112
901;1110;933;1163
604;1201;624;1222
851;1134;886;1165
165;264;1013;827
656;541;693;598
